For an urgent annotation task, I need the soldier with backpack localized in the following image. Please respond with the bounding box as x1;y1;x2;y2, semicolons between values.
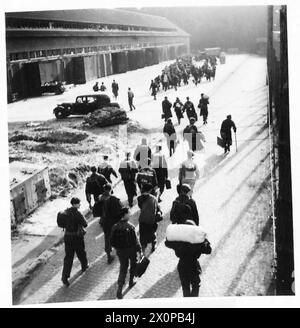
118;152;139;207
57;197;89;287
110;207;142;299
165;219;212;297
136;158;158;196
85;166;108;209
151;144;168;203
183;118;206;152
170;184;199;225
138;183;162;254
178;150;200;194
95;184;123;264
198;93;209;125
98;155;118;184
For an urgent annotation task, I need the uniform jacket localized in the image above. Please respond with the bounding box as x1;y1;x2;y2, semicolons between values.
110;220;142;252
162;100;173;119
136;167;158;190
63;207;88;241
220;119;237;141
138;193;160;225
170;194;199;226
118;159;138;181
96;193;123;229
85;173;108;196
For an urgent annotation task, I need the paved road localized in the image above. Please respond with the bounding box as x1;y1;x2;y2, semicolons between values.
17;54;275;305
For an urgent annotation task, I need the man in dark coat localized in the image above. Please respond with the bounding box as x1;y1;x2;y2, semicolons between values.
165;220;212;297
93;82;99;92
128;87;136;111
149;80;157;100
136;158;158;196
85;166;108;209
61;197;89;287
118;152;138;207
162;96;172;122
220;115;237;154
95;184;123;264
138;183;162;254
198;93;209;125
110;207;142;299
183;117;205;152
183;97;197;121
97;155;118;184
170;184;199;225
173;97;184;125
111;80;119;99
163;118;177;157
152;145;168;202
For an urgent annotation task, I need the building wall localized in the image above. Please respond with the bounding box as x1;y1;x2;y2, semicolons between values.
6;29;190;101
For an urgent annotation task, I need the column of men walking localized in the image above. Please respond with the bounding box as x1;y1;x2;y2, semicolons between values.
57;108;237;299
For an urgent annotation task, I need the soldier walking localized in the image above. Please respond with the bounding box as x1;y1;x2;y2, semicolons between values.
61;197;89;287
118;152;138;207
149;80;157;100
163;118;177;157
173;97;184;125
152;145;168;202
162;96;172;122
183;97;197;121
138;183;162;255
198;93;209;125
97;155;118;184
96;184;123;264
128;87;136;111
111;80;119;99
110;207;142;299
85;166;108;209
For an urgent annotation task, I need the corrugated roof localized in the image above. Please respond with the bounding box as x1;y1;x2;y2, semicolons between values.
5;8;186;32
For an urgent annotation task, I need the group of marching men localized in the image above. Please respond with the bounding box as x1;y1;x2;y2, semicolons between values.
59;54;237;299
149;55;217;100
58;140;211;299
58;109;237;299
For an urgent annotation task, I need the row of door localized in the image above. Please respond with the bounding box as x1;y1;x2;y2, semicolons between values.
7;45;187;101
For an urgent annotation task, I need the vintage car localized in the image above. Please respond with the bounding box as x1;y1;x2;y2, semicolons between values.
53;94;120;119
41;81;65;95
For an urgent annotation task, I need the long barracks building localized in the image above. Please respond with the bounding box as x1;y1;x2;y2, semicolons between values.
5;8;190;102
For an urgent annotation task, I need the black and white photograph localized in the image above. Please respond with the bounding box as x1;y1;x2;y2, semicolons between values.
1;0;299;308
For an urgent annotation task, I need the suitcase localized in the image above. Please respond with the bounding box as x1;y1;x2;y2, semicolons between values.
165;179;171;189
217;136;225;148
134;256;150;277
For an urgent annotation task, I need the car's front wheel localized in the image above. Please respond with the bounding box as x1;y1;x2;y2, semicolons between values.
54;108;67;119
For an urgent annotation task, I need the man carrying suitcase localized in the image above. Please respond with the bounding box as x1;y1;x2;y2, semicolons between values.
220;114;237;154
110;207;142;299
